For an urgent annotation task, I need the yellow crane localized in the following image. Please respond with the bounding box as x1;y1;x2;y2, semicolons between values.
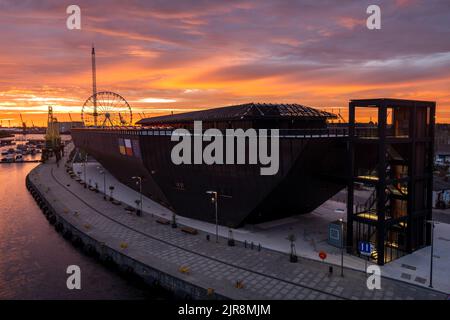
19;113;27;134
42;106;61;162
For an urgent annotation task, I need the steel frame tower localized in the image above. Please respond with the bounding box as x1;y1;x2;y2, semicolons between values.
347;98;435;265
92;46;98;127
45;106;60;149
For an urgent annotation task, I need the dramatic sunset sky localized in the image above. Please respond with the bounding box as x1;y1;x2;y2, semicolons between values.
0;0;450;126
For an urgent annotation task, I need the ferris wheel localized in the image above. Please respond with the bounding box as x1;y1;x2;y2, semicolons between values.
81;91;133;127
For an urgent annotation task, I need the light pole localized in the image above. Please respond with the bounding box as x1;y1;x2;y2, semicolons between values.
98;167;106;200
339;218;344;277
206;191;219;243
132;176;143;216
427;220;435;288
83;154;87;188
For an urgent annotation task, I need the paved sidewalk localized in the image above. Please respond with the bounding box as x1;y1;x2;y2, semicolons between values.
74;161;450;294
28;151;447;299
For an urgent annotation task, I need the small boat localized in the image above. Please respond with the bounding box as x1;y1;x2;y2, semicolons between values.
4;154;14;162
0;140;14;146
1;151;8;156
15;154;24;162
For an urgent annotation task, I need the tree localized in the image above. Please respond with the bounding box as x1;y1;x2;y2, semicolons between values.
287;234;298;263
171;213;177;228
135;199;141;216
109;185;115;201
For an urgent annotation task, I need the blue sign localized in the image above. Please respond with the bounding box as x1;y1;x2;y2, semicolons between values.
359;241;373;256
328;222;344;248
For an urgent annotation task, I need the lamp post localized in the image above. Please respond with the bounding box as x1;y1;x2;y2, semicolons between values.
83;154;87;188
205;191;232;243
206;191;219;243
339;218;344;277
98;167;106;200
132;176;143;216
427;220;435;288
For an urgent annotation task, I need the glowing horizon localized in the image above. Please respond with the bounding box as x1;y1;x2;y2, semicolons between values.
1;1;450;127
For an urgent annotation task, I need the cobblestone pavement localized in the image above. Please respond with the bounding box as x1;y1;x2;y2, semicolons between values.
28;153;447;300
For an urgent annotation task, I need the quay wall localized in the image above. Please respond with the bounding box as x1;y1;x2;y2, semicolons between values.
25;167;227;300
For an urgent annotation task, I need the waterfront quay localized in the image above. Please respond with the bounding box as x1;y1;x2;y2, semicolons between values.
26;150;446;300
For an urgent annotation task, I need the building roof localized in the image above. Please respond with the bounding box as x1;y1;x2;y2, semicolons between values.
136;103;336;125
350;98;435;108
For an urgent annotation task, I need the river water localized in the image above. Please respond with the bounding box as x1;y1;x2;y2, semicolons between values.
0;135;158;299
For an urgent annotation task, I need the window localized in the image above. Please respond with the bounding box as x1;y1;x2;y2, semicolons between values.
175;182;185;191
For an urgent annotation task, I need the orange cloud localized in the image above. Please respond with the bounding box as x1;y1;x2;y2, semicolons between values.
0;0;449;126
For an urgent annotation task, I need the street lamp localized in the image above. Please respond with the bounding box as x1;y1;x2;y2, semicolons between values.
98;167;106;200
339;218;344;277
427;220;436;288
132;176;143;216
206;191;219;243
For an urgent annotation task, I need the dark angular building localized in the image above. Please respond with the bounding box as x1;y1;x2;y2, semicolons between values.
72;103;348;228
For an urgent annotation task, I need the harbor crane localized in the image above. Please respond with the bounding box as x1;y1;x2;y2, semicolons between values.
19;113;27;134
337;109;345;123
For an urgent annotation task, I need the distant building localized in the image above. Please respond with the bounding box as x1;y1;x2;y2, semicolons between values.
435;124;450;163
433;176;450;209
58;121;84;133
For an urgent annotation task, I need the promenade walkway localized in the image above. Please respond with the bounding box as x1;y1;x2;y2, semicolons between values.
28;149;447;300
75;162;450;294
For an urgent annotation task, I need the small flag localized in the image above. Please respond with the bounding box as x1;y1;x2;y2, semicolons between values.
132;139;141;158
118;138;126;155
124;139;133;156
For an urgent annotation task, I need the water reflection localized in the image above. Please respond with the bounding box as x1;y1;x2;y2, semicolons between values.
0;149;158;299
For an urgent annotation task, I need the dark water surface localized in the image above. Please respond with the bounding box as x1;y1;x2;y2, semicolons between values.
0;163;157;299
